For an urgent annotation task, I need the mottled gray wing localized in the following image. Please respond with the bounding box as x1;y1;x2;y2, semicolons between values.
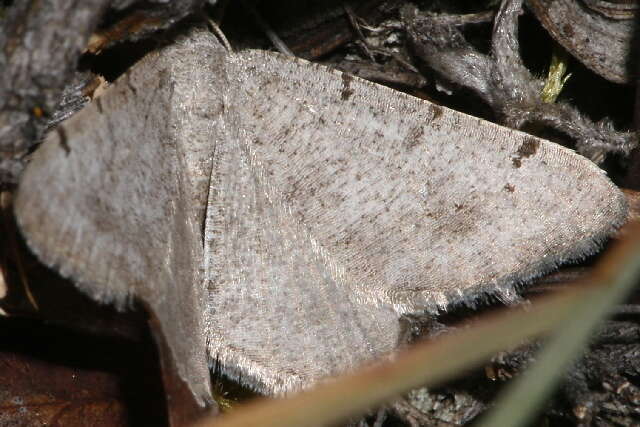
229;50;627;315
14;30;228;405
204;57;402;395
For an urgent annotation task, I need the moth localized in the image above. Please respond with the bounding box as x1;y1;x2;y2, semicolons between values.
14;28;627;405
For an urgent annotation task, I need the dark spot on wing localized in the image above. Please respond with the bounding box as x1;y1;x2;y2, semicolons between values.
430;203;480;240
563;23;574;38
504;183;515;192
56;127;71;155
126;80;138;96
431;105;443;120
341;73;354;101
511;137;540;168
517;137;540;158
404;125;424;149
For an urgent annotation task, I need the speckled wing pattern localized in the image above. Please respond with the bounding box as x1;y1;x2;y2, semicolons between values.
14;30;229;405
203;94;401;393
228;50;628;315
14;29;627;402
207;47;627;392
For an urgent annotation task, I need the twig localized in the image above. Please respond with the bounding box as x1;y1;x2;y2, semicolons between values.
242;0;294;57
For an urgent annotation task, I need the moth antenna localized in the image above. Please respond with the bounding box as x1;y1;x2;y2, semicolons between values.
207;19;233;53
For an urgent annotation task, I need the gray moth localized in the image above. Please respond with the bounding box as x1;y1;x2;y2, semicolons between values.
14;28;627;405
